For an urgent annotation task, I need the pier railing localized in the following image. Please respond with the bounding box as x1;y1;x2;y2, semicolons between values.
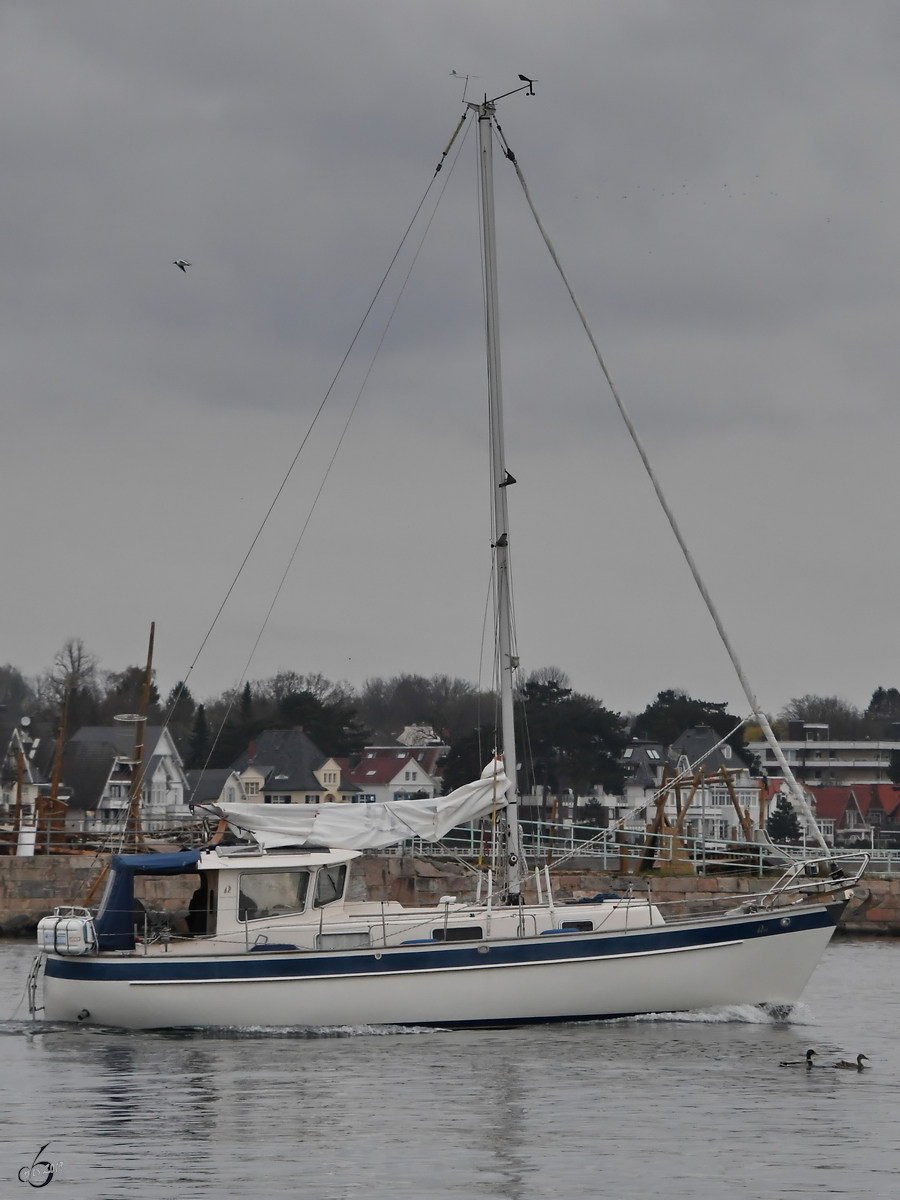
381;819;900;877
3;816;899;876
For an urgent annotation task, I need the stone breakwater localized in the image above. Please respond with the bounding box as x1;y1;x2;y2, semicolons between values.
0;853;895;935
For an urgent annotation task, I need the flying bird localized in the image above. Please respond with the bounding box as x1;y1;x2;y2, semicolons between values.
173;260;191;272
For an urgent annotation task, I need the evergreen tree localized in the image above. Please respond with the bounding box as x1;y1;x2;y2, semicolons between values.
275;689;369;758
442;726;497;794
165;682;196;756
631;689;747;761
188;704;209;769
767;795;803;843
517;675;625;799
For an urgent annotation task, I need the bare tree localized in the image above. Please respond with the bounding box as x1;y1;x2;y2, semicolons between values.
0;664;35;713
36;638;99;707
357;673;493;743
779;695;869;739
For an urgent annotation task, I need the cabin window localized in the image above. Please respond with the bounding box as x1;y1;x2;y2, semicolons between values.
313;864;347;908
238;870;310;922
432;925;484;942
187;873;217;936
561;920;593;932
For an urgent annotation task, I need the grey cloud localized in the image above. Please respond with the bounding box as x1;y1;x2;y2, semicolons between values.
2;1;900;717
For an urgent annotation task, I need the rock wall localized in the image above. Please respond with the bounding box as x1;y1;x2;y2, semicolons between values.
0;856;106;935
0;853;895;935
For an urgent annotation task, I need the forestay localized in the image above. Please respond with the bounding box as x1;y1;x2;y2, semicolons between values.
210;758;511;851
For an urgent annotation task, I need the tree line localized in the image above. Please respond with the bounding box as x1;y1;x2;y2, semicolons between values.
3;638;900;796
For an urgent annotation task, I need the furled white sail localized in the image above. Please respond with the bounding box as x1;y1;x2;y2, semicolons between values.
212;758;511;851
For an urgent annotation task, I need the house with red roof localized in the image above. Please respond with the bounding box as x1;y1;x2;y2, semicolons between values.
807;784;900;846
340;745;447;804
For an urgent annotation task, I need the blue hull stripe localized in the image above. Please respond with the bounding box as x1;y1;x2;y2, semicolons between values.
44;907;835;985
129;939;744;986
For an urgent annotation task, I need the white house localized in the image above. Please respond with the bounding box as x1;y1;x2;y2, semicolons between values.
342;745;444;804
64;725;190;834
619;726;763;841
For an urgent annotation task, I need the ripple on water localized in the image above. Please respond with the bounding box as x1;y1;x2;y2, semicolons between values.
0;938;897;1199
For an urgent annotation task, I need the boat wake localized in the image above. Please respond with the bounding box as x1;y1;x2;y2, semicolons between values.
154;1023;440;1040
616;1001;816;1026
0;1018;438;1039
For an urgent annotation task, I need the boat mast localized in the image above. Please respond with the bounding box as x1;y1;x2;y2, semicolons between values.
473;98;523;898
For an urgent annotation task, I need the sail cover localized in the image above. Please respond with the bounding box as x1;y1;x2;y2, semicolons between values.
211;758;511;851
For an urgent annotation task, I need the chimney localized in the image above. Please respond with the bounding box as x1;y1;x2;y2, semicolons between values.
247;740;256;762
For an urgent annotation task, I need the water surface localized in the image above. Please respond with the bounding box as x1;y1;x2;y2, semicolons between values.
1;937;897;1198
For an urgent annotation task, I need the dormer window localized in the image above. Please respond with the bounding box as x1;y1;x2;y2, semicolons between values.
246;781;260;796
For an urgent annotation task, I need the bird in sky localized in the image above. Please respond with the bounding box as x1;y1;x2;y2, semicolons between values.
173;260;191;272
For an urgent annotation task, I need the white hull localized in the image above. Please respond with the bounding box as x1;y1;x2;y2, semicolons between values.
43;909;837;1029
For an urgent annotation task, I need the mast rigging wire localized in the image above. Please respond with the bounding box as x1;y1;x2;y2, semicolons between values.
191;112;475;792
161;112;472;739
492;117;828;854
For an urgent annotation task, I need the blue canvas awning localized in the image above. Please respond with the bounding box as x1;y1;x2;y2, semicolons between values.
94;850;201;950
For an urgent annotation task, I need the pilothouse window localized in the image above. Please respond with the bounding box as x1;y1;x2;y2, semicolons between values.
238;870;310;922
432;925;483;942
313;864;347;908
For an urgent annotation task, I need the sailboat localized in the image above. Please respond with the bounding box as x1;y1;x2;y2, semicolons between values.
35;91;865;1030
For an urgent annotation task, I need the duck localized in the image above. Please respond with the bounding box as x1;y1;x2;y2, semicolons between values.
779;1048;817;1068
831;1054;868;1070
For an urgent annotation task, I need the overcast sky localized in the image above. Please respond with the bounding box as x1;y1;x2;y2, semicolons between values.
2;1;899;718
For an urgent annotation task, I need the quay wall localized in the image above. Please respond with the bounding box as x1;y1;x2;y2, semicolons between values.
0;853;894;936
